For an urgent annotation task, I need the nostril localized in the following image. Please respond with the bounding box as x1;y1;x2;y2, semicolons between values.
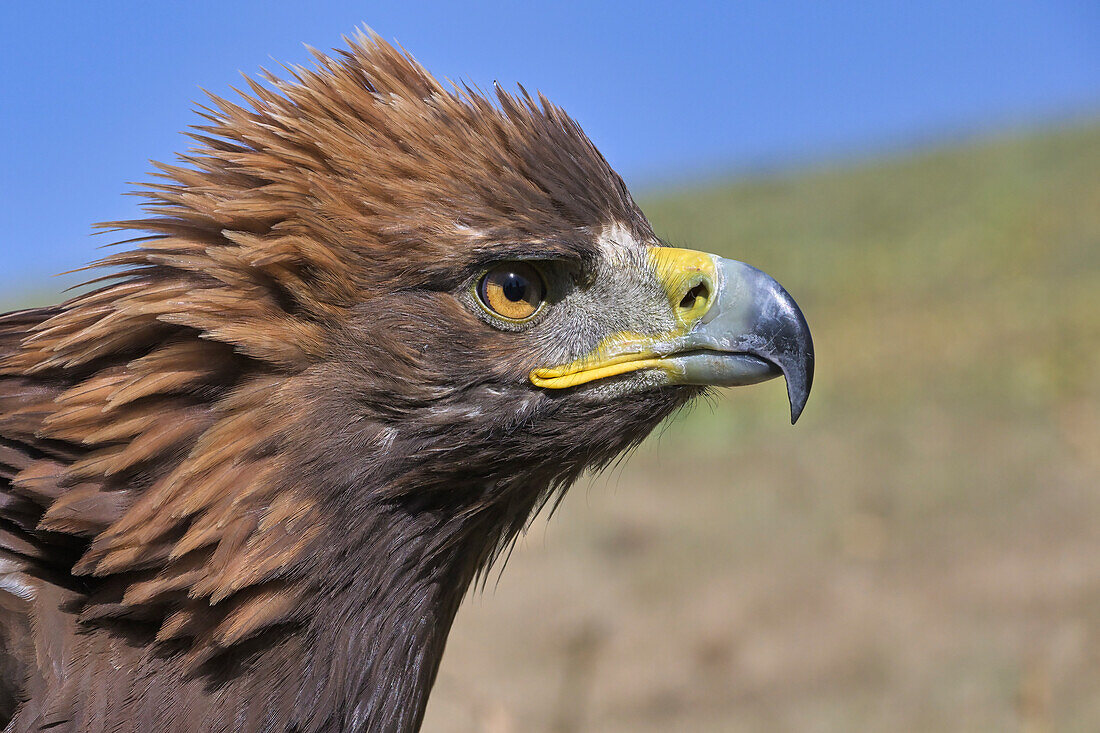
679;282;710;310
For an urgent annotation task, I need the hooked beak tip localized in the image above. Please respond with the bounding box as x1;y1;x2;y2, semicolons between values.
788;369;812;424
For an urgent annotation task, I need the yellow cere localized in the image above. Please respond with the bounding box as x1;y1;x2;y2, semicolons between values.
529;247;719;389
646;247;718;329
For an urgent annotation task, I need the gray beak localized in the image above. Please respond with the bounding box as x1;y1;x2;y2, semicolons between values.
673;258;815;423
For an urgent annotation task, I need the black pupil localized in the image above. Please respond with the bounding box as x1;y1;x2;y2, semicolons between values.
501;272;528;302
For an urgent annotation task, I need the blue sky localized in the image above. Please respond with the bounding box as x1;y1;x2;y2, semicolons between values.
1;1;1098;291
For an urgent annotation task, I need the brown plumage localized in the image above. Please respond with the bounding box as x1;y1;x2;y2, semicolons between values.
0;31;812;732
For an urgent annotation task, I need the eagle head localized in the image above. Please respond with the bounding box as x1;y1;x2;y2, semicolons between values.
0;31;812;733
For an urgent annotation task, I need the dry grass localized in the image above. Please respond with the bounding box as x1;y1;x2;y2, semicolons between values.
424;122;1100;732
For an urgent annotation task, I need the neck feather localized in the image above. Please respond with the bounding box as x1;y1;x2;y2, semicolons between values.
283;485;538;733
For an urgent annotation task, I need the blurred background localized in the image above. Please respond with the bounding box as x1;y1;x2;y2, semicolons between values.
2;2;1099;731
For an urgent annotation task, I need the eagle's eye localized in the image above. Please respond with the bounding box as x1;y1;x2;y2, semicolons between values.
477;263;545;321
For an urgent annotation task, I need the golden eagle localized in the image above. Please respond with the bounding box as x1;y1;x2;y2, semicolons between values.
0;33;812;732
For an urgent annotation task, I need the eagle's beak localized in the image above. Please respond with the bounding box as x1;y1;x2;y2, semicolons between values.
530;248;815;423
667;254;815;423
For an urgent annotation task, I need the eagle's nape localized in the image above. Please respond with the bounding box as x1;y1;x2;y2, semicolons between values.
0;31;812;733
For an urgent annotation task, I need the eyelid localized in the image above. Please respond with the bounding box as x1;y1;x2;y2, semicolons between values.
462;258;552;293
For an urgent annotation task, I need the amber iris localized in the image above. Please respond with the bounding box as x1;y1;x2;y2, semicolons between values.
478;263;544;321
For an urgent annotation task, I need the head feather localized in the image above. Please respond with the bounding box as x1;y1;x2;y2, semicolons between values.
0;33;655;662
